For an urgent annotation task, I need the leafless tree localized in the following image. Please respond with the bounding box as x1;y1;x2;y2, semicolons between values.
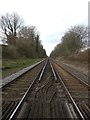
0;12;23;44
19;26;36;39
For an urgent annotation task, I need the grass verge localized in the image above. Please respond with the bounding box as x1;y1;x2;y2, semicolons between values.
2;58;42;78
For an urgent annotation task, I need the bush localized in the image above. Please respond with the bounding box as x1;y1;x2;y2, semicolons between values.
67;50;88;62
2;45;19;59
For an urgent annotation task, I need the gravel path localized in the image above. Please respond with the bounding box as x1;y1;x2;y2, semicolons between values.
55;60;89;85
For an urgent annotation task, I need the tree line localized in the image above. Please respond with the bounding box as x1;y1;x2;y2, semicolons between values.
0;12;47;59
50;25;88;58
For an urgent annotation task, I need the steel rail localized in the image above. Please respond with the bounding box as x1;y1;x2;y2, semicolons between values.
9;60;48;120
38;58;57;82
3;59;86;119
50;61;57;81
1;59;45;89
36;59;86;119
54;65;86;120
9;59;58;119
38;59;48;81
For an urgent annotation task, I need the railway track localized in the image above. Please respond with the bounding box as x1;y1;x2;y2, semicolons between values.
2;59;45;88
52;60;90;118
1;59;46;119
1;58;90;119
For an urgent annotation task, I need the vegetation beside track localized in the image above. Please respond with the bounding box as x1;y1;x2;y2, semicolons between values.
55;49;89;75
2;58;43;78
0;12;47;59
50;24;88;75
0;12;47;78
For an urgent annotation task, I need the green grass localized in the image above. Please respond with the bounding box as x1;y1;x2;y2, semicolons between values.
2;58;42;78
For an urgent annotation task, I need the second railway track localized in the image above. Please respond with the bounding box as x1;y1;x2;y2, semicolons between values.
1;58;90;119
52;60;90;119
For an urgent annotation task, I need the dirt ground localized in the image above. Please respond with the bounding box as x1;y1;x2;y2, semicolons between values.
55;57;88;76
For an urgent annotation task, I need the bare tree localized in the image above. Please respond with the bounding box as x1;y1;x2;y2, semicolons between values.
69;25;88;47
0;12;23;44
18;26;36;39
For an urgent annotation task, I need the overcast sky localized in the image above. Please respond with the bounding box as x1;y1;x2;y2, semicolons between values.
0;0;89;56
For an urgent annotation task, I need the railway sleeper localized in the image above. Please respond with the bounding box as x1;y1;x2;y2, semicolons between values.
28;100;36;118
2;101;18;120
54;99;61;118
50;100;56;118
62;101;78;118
4;102;18;120
32;101;39;118
77;104;89;119
80;104;90;118
2;102;12;114
46;102;51;118
58;100;64;118
16;101;31;119
36;101;43;118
